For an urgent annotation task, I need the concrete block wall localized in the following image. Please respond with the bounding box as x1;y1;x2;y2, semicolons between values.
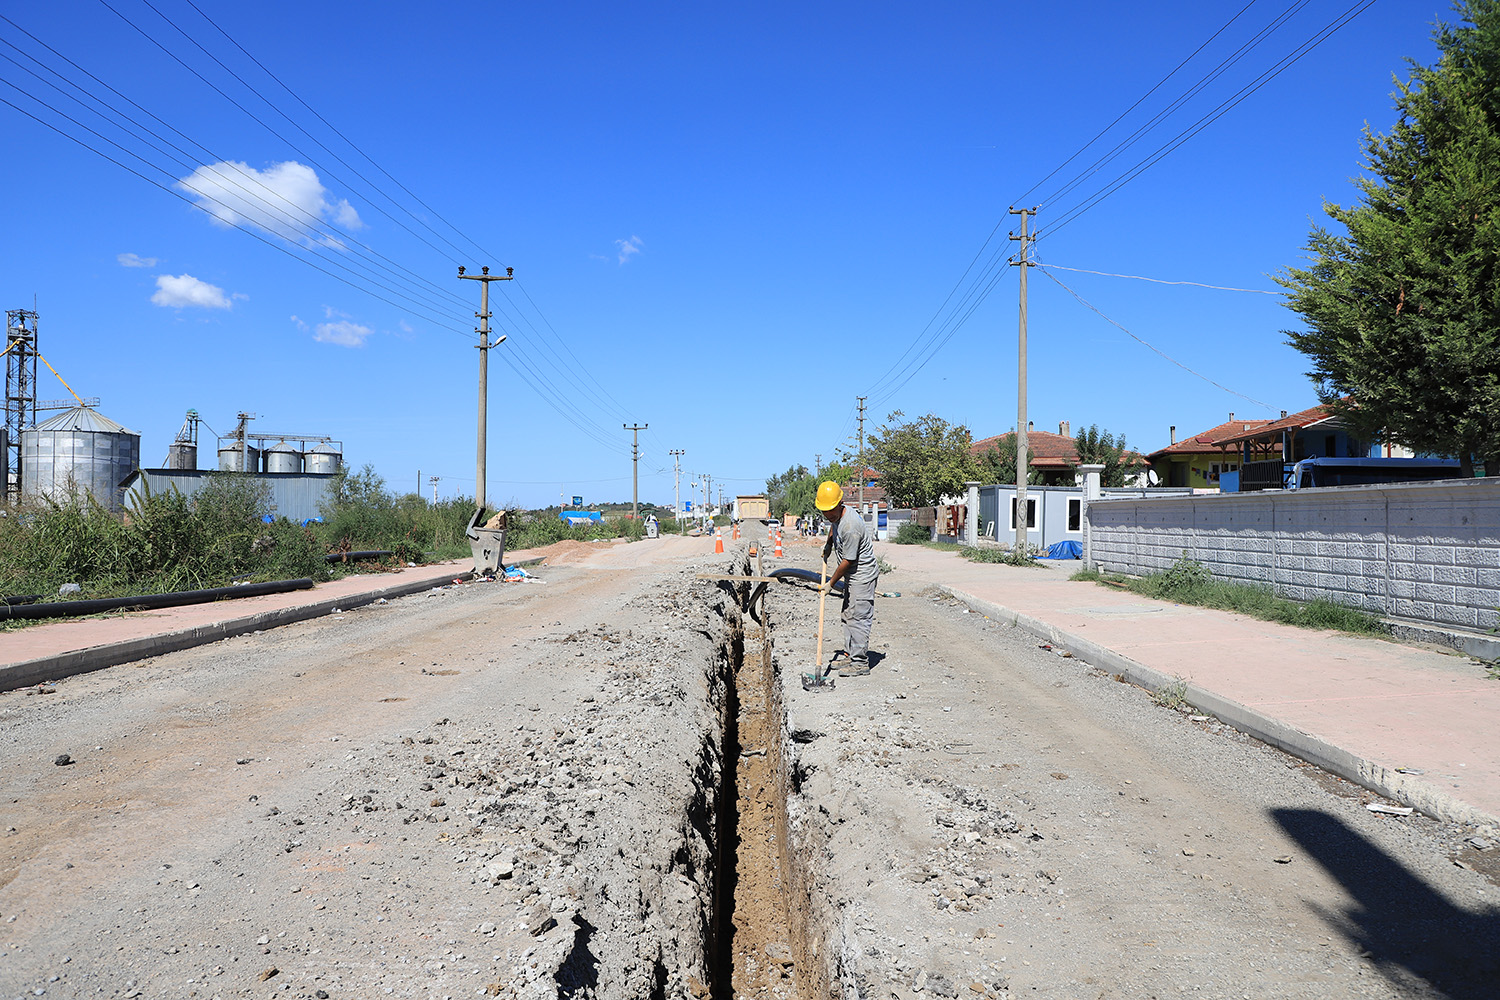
1086;477;1500;632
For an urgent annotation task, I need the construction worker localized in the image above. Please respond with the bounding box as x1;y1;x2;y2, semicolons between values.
815;480;878;676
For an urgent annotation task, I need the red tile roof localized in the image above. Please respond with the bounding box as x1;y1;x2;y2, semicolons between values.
970;430;1079;468
1218;404;1338;445
1148;418;1276;459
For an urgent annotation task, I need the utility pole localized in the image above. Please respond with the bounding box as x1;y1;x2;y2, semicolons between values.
457;265;513;513
670;449;685;525
814;453;822;477
1009;207;1036;555
856;396;867;509
624;423;648;519
703;474;712;525
430;475;439;504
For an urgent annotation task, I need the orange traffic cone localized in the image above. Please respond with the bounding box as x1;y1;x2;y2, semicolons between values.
774;531;783;558
732;524;740;541
715;531;724;554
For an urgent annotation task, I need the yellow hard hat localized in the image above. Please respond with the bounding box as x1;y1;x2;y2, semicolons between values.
815;480;843;511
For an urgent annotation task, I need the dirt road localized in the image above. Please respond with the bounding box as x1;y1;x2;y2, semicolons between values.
2;535;1495;1000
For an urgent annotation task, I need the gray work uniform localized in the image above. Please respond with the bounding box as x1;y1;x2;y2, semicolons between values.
824;508;878;666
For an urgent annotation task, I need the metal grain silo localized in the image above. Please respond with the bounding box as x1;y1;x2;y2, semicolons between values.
166;442;197;469
21;406;141;511
303;442;342;474
218;443;260;472
265;441;302;474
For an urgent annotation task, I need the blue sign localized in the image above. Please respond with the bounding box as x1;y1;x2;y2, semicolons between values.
684;500;693;511
572;495;583;506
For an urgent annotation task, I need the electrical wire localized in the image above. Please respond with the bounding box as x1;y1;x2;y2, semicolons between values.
1040;0;1376;241
1040;263;1280;294
1035;264;1273;409
0;10;643;460
147;0;636;430
862;0;1373;410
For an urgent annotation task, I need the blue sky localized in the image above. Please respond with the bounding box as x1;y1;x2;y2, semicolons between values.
0;0;1446;508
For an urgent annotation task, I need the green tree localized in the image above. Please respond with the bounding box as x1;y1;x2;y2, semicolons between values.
973;434;1042;487
765;464;809;518
1277;1;1500;476
1071;424;1146;487
866;411;977;507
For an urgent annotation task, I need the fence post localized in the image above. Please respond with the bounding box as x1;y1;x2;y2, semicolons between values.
1079;464;1104;569
964;481;980;546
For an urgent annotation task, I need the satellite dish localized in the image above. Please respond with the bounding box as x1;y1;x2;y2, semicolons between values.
1147;468;1160;486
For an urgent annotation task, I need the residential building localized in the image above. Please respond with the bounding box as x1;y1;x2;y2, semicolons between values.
1147;415;1274;489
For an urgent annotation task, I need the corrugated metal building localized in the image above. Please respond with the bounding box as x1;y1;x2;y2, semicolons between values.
119;469;336;523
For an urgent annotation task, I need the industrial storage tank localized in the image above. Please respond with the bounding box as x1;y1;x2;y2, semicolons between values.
218;443;261;472
264;442;302;474
166;442;197;470
21;405;141;512
303;443;342;474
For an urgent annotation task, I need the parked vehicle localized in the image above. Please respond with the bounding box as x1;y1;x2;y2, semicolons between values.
1289;457;1461;489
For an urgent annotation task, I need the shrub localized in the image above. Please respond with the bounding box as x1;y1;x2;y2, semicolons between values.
894;522;930;545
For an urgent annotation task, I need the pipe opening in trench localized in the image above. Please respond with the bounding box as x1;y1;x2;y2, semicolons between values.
705;558;830;1000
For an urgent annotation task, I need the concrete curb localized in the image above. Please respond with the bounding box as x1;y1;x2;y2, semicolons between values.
937;584;1500;830
1;568;473;693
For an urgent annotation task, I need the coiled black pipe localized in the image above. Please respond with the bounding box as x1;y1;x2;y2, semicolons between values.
0;578;316;621
748;567;844;625
325;550;393;564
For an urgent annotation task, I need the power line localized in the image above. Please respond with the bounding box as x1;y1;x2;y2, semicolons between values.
1040;0;1377;241
1035;264;1273;410
1040;263;1280;294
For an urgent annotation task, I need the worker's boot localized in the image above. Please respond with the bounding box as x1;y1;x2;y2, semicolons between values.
837;656;871;677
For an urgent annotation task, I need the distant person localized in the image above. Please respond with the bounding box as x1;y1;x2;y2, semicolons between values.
815;481;878;676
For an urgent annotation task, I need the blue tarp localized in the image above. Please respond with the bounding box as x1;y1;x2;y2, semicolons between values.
1041;539;1083;560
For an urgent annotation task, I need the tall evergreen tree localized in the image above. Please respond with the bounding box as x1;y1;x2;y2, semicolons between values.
1278;1;1500;475
1071;424;1145;488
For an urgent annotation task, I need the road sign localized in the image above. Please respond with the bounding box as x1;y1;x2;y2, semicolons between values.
684;500;693;511
572;495;583;506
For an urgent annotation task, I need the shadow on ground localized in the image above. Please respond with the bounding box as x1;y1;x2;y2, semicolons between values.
1272;808;1500;999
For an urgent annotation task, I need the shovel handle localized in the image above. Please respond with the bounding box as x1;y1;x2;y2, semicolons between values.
815;558;828;675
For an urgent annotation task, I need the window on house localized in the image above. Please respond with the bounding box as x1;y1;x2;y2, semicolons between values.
1009;497;1038;531
1210;463;1221;482
1067;497;1081;532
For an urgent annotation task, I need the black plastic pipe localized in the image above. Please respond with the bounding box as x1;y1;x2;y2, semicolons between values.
0;578;316;621
748;567;845;625
2;595;41;607
325;550;393;564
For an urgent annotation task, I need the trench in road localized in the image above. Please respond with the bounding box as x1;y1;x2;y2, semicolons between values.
705;556;831;1000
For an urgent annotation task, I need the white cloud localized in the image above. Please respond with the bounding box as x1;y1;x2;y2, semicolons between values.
117;252;157;268
290;314;309;331
315;319;372;347
177;160;364;245
151;273;233;310
615;235;643;264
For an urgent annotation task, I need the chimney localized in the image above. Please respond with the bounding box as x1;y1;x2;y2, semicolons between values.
1280;410;1288;418
1028;420;1034;433
1170;425;1177;446
1059;420;1070;437
1228;412;1235;422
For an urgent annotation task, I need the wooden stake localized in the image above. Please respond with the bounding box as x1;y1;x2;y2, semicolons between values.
815;558;828;678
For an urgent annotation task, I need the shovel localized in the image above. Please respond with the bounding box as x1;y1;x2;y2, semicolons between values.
801;558;835;691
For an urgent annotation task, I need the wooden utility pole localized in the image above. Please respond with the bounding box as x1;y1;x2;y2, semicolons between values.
670;449;685;525
624;423;648;518
1009;208;1036;555
457;265;512;512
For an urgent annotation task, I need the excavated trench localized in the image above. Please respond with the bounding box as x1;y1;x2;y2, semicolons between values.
704;554;833;1000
